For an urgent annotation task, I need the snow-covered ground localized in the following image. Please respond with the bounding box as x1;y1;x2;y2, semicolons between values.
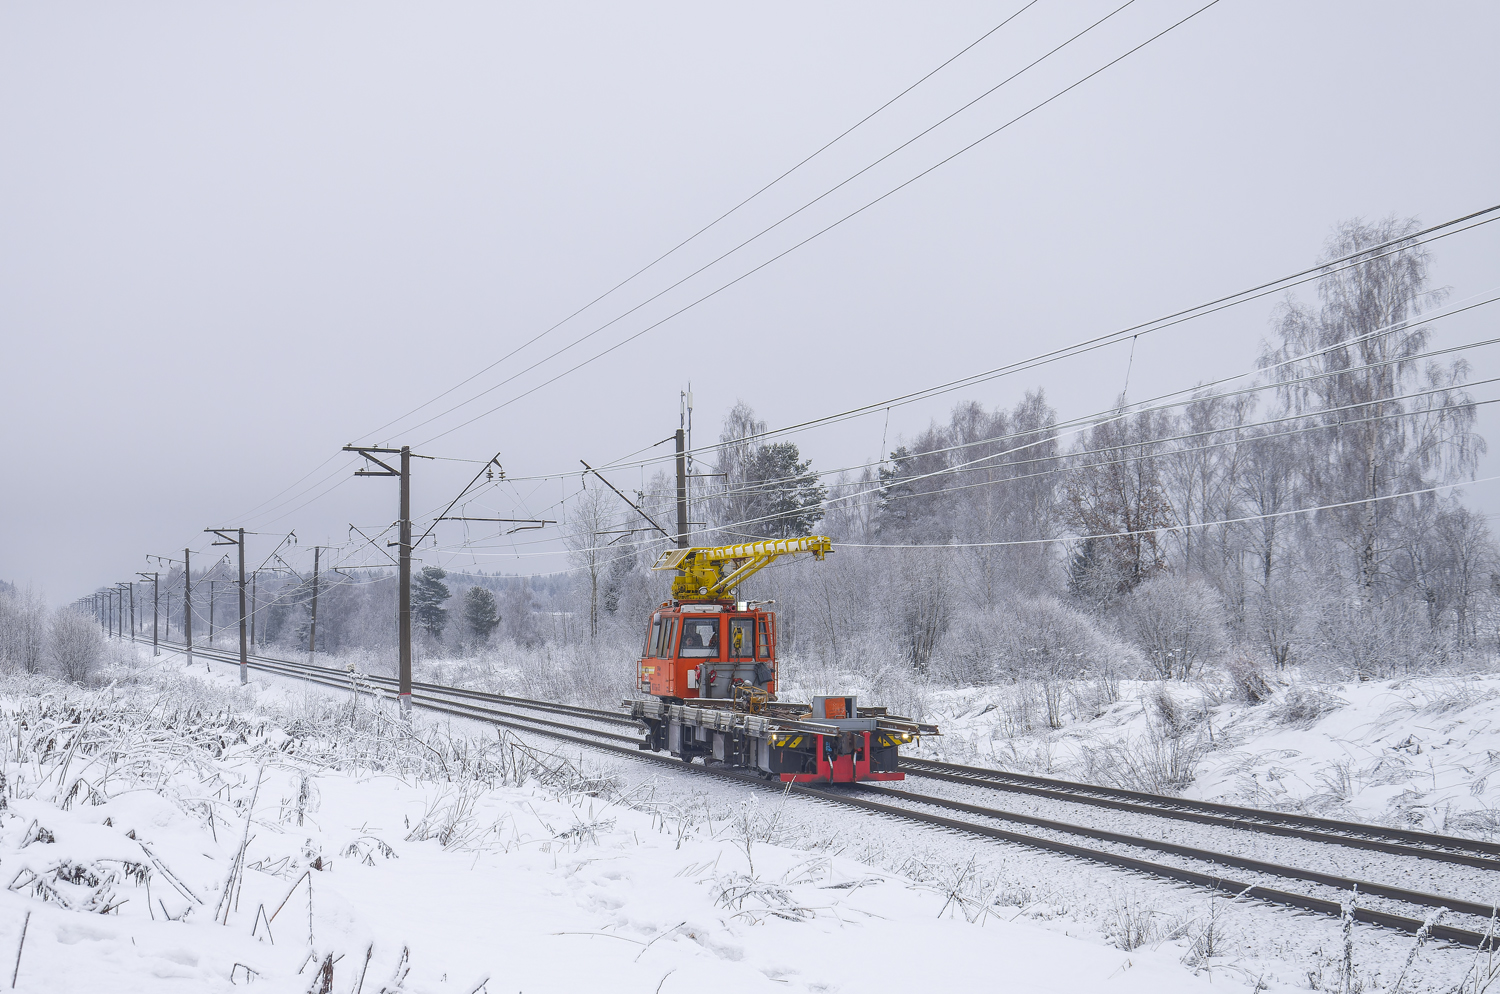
0;660;1227;994
920;673;1500;840
5;652;1499;992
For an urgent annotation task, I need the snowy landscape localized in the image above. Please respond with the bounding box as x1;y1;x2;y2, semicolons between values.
0;633;1498;992
5;2;1500;992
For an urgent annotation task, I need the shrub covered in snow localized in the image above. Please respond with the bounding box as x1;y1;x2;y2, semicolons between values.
1118;574;1229;681
48;607;103;683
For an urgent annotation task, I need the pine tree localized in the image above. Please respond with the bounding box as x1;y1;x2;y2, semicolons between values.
740;442;826;539
462;586;500;646
412;566;451;641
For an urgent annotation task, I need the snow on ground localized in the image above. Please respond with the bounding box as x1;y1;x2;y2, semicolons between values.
0;659;1255;994
919;672;1500;840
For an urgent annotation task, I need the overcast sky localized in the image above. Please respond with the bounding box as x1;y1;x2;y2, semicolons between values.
3;1;1498;602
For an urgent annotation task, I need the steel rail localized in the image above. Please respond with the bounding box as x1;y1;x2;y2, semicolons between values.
824;786;1492;948
168;643;1496;946
899;760;1500;871
901;758;1500;861
171;640;635;727
854;784;1499;920
176;643;642;745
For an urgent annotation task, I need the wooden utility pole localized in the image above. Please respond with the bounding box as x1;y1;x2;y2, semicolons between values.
207;528;250;685
138;572;159;656
308;546;320;663
344;444;428;719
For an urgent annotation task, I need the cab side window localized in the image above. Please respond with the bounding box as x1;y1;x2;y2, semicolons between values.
728;619;754;658
653;618;677;658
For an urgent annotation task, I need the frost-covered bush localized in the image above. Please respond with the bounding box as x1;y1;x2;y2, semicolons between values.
1076;723;1207;795
1272;685;1346;727
49;607;103;683
1225;654;1274;703
1118;574;1228;680
1310;596;1446;679
1249;580;1306;670
0;585;47;674
938;597;1141;686
436;634;640;709
1147;683;1204;738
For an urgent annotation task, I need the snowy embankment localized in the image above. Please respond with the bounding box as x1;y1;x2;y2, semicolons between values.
922;672;1500;839
0;665;1231;994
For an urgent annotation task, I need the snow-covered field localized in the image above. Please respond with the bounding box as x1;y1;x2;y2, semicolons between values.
921;673;1500;840
4;652;1500;993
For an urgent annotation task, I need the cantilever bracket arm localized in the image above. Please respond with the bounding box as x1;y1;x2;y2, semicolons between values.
349;523;399;565
342;445;400;476
581;459;671;540
206;528;242;547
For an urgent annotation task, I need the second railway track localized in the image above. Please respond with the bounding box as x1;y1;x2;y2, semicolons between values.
169;641;1500;947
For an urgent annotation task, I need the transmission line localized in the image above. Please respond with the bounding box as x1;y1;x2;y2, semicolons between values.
413;0;1228;448
362;1;1043;442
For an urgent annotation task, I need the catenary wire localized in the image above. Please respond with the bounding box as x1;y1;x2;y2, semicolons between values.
362;1;1043;442
413;0;1227;448
396;0;1140;443
598;296;1500;501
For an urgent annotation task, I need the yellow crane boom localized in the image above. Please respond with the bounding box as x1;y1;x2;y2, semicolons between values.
652;536;832;602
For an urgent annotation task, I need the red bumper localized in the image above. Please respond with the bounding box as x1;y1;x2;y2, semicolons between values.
779;732;904;784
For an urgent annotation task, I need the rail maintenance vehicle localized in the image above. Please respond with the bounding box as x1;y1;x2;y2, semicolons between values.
625;536;937;783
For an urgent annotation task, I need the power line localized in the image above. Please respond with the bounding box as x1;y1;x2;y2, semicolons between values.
424;388;1499;563
589;218;1500;478
472;289;1498;516
841;474;1500;551
410;1;1230;449
439;212;1497;492
362;1;1043;442
670;302;1500;501
397;0;1144;444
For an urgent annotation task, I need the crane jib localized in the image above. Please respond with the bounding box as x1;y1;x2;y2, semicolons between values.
651;535;833;602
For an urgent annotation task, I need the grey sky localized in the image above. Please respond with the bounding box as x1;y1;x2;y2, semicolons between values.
3;1;1497;600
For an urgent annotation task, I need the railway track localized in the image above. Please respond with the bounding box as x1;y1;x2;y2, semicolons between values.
162;641;1500;947
897;758;1500;869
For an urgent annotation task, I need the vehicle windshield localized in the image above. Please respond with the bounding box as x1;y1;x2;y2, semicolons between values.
678;618;719;657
